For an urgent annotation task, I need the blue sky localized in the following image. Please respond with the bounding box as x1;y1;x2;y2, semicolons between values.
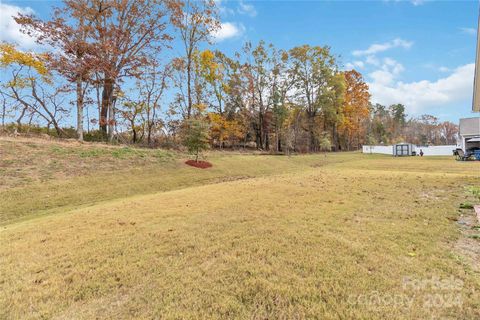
1;0;479;122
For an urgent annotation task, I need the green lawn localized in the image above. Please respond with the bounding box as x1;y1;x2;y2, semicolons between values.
1;137;479;319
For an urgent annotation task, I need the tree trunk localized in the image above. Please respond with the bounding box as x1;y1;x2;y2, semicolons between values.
76;76;84;141
186;58;192;119
51;118;64;137
100;78;114;135
332;123;338;151
256;128;262;150
258;112;264;150
308;115;316;152
108;100;115;142
265;131;269;151
0;93;6;130
147;125;152;146
86;104;90;133
275;127;279;153
16;106;27;132
147;109;153;146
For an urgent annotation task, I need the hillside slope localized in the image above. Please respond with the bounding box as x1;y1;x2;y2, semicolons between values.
1;138;479;319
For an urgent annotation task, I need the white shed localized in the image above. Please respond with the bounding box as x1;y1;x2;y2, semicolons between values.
393;143;416;156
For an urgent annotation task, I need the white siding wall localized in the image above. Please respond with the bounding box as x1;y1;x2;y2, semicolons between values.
362;145;457;156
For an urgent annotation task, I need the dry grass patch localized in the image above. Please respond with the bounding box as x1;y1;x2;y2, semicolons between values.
1;149;479;319
0;138;351;226
0;137;176;191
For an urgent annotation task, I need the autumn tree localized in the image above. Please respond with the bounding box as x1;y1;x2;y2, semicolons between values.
438;121;458;145
218;51;253;147
0;91;8;129
64;0;171;141
119;99;145;143
0;43;49;77
169;0;219;119
16;0;172;141
243;41;267;149
133;62;171;145
207;112;243;148
15;1;97;141
340;70;370;150
322;72;345;150
283;105;303;154
196;49;232;115
242;41;291;150
289;45;337;152
0;43;68;136
270;48;293;152
272;95;289;152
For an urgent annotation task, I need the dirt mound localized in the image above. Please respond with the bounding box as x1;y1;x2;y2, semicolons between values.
185;160;212;169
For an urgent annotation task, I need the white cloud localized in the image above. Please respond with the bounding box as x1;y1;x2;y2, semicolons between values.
365;55;380;66
352;38;413;56
382;57;404;74
237;0;257;17
459;27;476;35
368;63;475;114
345;60;365;70
353;61;365;69
385;0;426;6
370;70;395;86
0;4;37;50
352;36;472;117
424;63;452;73
368;58;403;85
215;0;235;16
410;0;425;6
212;22;245;42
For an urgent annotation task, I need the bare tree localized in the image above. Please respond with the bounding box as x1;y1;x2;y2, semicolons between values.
169;0;219;119
3;67;69;136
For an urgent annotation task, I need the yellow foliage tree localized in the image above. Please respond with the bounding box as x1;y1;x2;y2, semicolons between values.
207;112;243;147
196;49;228;114
0;43;50;80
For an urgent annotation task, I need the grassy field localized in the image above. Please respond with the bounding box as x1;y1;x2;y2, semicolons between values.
1;137;479;319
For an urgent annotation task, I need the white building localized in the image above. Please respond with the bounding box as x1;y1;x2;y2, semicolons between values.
464;10;480;151
459;117;480;153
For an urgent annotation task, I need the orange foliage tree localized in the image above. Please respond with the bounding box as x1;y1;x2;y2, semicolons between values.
207;112;244;147
339;70;371;150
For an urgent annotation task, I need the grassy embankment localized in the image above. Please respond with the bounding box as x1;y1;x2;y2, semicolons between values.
1;137;479;319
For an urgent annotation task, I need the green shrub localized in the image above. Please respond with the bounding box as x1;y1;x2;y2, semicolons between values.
111;147;136;159
78;149;104;158
84;130;107;142
459;202;474;209
2;123;76;138
467;186;480;201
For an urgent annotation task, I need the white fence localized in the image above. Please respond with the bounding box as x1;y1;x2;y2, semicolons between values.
362;145;457;156
416;145;457;156
362;145;393;155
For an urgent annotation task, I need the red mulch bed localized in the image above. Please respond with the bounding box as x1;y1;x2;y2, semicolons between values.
185;160;212;169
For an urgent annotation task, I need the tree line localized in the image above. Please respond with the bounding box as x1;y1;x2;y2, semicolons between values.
0;0;458;152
